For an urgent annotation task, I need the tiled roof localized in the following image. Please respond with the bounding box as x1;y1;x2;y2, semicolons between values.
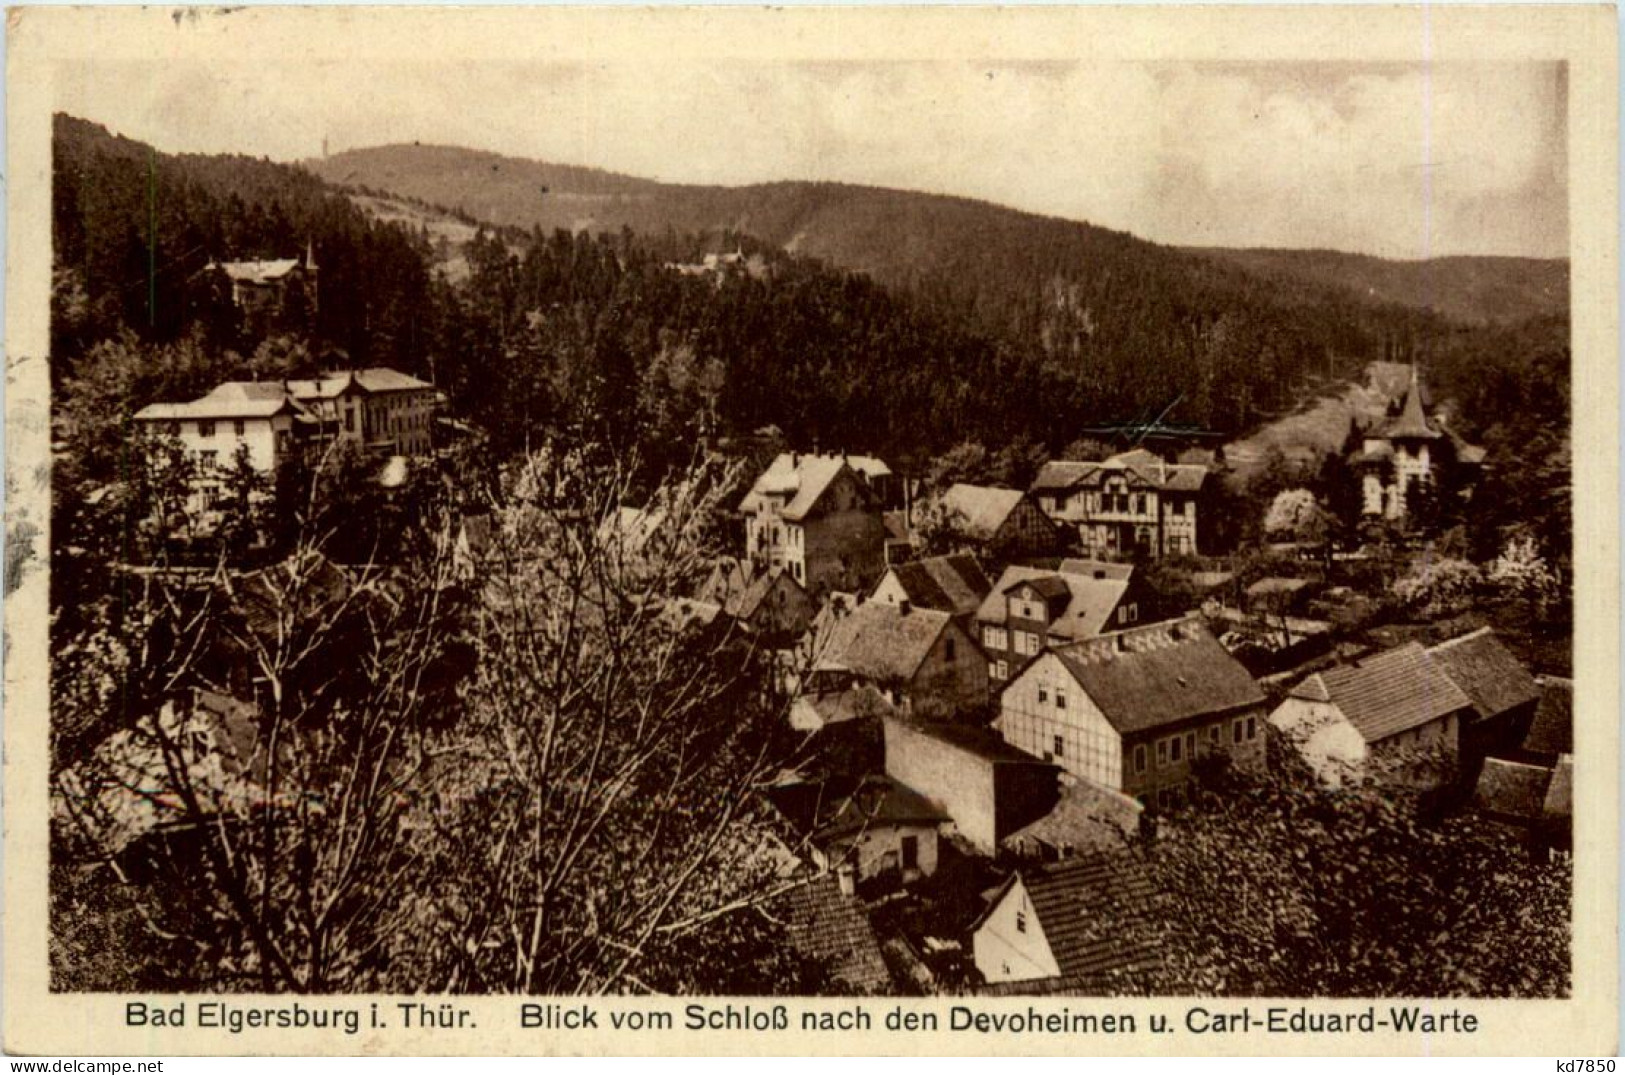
1522;677;1574;757
734;567;802;622
813;776;949;841
977;565;1131;642
1004;777;1141;857
738;453;876;522
1054;626;1264;735
1289;643;1472;743
939;484;1025;541
815;602;951;683
287;368;437;399
1474;758;1553;822
880;554;991;617
985;852;1164;993
1426;627;1540;723
778;874;893;993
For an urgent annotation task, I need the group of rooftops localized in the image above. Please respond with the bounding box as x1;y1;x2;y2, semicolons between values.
134;367;438;424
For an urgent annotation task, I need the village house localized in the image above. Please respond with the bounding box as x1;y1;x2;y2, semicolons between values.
698;557;815;641
284;367;440;457
1349;364;1485;520
869;553;992;623
1268;642;1475;789
975;562;1167;685
970;851;1163;992
739;453;889;596
1474;675;1572;859
203;243;319;327
1425;627;1541;769
933;483;1063;560
994;618;1267;810
766;774;948;886
1029;448;1209;559
881;714;1059;855
810;600;987;718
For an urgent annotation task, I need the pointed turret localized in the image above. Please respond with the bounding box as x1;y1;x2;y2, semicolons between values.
1380;364;1441;441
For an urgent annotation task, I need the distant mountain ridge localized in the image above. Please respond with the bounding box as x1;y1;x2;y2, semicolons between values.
308;143;1567;327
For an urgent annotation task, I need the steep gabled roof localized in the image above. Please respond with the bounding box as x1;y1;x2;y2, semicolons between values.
738;453;876;522
1426;627;1540;723
1289;642;1472;743
977;565;1132;642
1030;452;1207;495
812;776;949;841
978;851;1164;994
1053;627;1265;735
1474;758;1553;822
880;554;991;616
815;603;952;683
734;566;804;622
939;484;1026;541
217;257;301;283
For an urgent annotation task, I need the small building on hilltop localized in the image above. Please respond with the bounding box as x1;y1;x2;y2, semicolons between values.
1350;364;1485;521
1030;449;1209;560
739;453;888;596
1269;642;1474;789
994;618;1267;810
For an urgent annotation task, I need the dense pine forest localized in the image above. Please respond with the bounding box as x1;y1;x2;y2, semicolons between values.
53;113;1570;537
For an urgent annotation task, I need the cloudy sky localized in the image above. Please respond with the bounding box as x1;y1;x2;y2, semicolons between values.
57;55;1568;259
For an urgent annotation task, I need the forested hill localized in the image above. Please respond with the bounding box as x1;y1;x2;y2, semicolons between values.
56;115;1568;490
1182;247;1568;327
309;142;1567;330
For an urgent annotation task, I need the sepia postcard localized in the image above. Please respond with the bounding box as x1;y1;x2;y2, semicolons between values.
5;3;1619;1057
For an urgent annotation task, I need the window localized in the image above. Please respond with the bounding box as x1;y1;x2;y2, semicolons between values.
945;637;956;663
1233;719;1244;745
1170;736;1182;763
992;659;1007;680
1123;603;1139;624
198;420;216;438
1156;740;1168;767
1055;689;1066;710
983;626;1008;652
1247;717;1257;741
901;835;918;870
1015;911;1027;934
1134;744;1147;774
1037;686;1048;704
198;450;217;468
1185;732;1196;759
1209;725;1221;745
233;419;246;437
1053;735;1064;758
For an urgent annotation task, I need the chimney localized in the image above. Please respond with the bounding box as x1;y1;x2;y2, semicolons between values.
836;862;856;898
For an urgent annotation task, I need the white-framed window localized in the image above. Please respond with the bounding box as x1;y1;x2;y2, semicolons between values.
991;659;1008;680
1247;716;1257;741
198;420;216;438
1053;735;1064;758
984;626;1008;651
1037;685;1048;704
1015;911;1027;934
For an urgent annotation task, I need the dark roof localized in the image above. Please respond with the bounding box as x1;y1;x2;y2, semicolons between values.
739;453;881;522
1426;628;1540;723
816;602;952;683
884;713;1053;767
1053;628;1265;735
981;852;1163;994
1543;755;1573;819
1058;559;1134;582
1031;452;1208;496
1289;642;1472;743
1474;758;1554;822
881;554;991;616
1522;676;1574;757
734;566;803;622
1378;365;1444;440
1004;778;1141;857
778;874;893;993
